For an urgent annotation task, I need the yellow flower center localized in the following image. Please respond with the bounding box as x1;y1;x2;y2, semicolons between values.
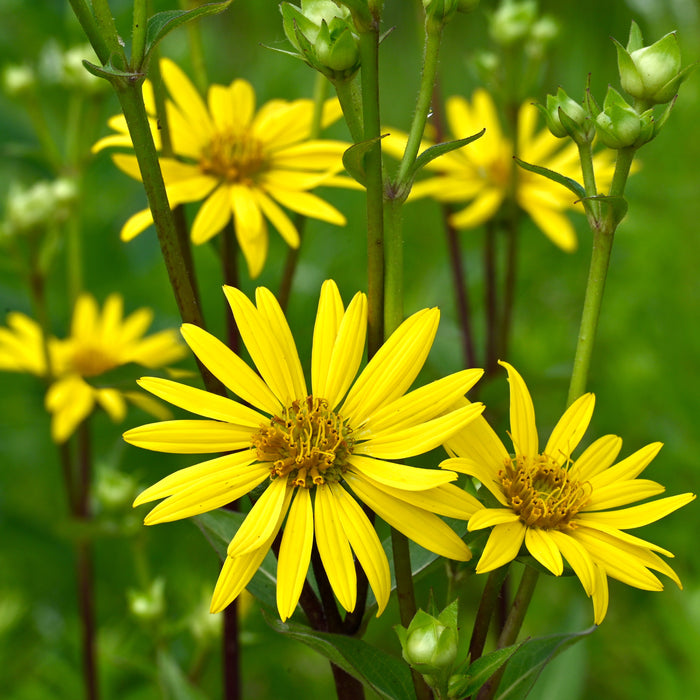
499;453;591;530
251;396;354;489
70;344;119;378
199;131;266;184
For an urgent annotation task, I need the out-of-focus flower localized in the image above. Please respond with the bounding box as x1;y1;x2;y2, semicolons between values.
0;294;185;442
126;281;485;620
94;59;352;277
383;89;617;252
442;361;695;624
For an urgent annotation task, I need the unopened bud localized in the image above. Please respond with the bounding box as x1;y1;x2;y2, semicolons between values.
595;87;642;149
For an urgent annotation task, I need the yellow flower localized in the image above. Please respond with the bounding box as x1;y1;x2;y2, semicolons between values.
383;89;617;252
94;58;351;278
0;294;186;443
442;361;695;624
125;281;485;621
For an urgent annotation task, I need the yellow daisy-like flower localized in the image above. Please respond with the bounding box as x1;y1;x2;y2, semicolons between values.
0;294;186;443
93;58;351;278
442;361;695;624
383;89;617;252
125;280;485;621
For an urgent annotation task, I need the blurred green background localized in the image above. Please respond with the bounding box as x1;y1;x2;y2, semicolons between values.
1;0;698;698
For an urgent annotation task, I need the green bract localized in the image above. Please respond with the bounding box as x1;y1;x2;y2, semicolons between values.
541;87;592;144
594;87;643;149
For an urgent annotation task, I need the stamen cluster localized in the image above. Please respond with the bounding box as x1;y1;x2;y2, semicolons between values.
199;131;265;184
499;453;591;529
251;396;353;488
70;344;118;377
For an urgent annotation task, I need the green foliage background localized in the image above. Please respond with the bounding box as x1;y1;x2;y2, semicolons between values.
1;0;698;697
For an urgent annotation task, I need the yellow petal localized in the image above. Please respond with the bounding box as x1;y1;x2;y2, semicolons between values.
499;361;538;458
315;484;357;613
591;563;609;624
576;493;695;530
588;442;662;489
311;280;346;399
584;479;665;511
180;323;281;416
277;488;314;621
136;376;265;426
441;454;510;507
347;454;456;491
344;472;471;561
467;508;520;531
523;200;578;252
223;286;301;405
191;185;231;244
544;392;595;465
230;184;267;278
525;528;563;576
252;188;300;249
355;402;484;459
123;419;255;453
548;530;596;596
571;435;623;481
95;388;127;422
263;185;346;225
121;208;155;242
160;58;212;141
341;308;439;426
366;368;483;434
227;477;291;557
329;482;390;615
449;189;504;229
476;521;526;573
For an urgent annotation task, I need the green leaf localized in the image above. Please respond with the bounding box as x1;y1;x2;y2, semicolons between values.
82;59;139;84
267;616;416;700
514;157;586;199
495;626;596;699
449;643;521;697
193;510;278;609
409;129;485;181
156;648;209;700
145;2;233;62
342;136;384;186
585;194;628;230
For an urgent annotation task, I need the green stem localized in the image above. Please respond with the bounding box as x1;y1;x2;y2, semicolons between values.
180;0;209;93
483;222;499;376
476;567;539;700
576;141;600;224
90;0;126;63
67;0;111;64
566;146;635;405
468;566;509;665
131;0;149;69
358;28;384;358
383;197;403;332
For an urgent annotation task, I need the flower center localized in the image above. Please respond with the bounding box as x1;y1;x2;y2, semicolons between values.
251;396;354;489
199;130;266;184
499;453;591;530
70;344;119;378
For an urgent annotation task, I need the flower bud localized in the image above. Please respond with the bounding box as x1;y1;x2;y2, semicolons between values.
615;22;689;105
594;87;642;149
128;579;165;623
2;64;35;97
489;0;537;46
280;0;360;81
541;88;593;144
95;466;139;512
396;610;458;676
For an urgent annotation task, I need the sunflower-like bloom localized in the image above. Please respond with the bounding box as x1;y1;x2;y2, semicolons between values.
0;294;186;442
442;361;695;624
125;281;485;621
383;89;617;252
93;58;352;277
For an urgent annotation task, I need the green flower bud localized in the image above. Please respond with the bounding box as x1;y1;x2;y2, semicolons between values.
95;466;139;512
594;87;642;149
489;0;537;46
127;579;165;623
615;22;690;105
396;610;458;676
541;88;593;144
2;64;35;97
280;0;360;81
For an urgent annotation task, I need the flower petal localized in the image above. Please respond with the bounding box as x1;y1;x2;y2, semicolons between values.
137;377;265;426
123;419;254;453
588;442;663;490
467;508;520;531
344;472;471;561
584;479;665;511
329;482;390;615
180;323;281;416
191;184;231;244
227;477;291;557
476;521;526;573
315;484;357;613
525;528;563;576
544;392;595;465
571;435;623;481
547;530;596;597
277;487;314;621
347;454;456;491
499;361;538;458
576;493;695;530
341;308;439;426
311;280;346;399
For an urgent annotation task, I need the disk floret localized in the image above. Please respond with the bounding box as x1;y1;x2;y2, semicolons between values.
499;453;591;530
200;131;265;184
252;396;354;488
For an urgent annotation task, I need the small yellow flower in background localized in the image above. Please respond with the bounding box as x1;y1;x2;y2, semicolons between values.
442;361;695;624
125;280;485;621
383;89;617;252
94;58;352;278
0;294;186;443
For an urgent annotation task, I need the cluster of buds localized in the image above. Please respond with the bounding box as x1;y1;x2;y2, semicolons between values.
541;22;693;150
423;0;479;26
489;0;558;57
280;0;360;82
